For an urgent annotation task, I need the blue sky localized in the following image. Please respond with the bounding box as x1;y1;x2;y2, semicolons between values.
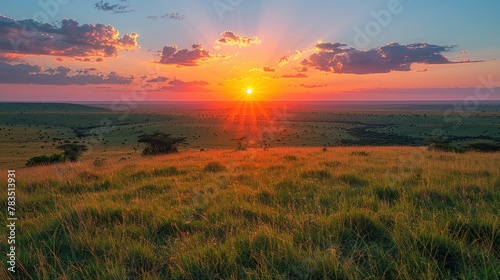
4;0;499;56
1;0;499;101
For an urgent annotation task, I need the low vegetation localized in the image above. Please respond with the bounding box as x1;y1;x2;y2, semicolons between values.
8;147;499;279
25;143;88;166
137;131;186;155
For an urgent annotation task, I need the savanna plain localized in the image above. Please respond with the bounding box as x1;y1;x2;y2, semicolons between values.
0;102;499;279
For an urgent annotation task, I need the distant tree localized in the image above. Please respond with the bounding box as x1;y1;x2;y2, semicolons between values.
137;131;186;155
26;142;88;166
57;143;88;161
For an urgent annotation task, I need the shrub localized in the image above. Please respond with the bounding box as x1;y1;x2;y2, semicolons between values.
138;131;186;155
463;142;500;152
26;153;63;166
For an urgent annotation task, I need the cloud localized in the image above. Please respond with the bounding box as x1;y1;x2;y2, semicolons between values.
75;58;92;62
0;61;132;85
158;44;225;67
263;66;276;72
0;16;139;57
0;53;23;62
281;73;308;79
294;66;308;72
250;66;275;72
300;41;466;75
94;1;133;14
278;56;289;67
277;51;302;67
300;84;325;88
147;12;185;20
147;76;168;83
216;31;261;47
160;79;210;92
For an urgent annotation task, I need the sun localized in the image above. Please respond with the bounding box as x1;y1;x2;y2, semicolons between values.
246;88;253;95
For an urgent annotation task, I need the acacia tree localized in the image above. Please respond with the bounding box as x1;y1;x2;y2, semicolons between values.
58;143;89;161
137;131;186;155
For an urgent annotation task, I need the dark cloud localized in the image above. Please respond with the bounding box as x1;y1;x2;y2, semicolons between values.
282;73;308;79
94;1;133;14
300;84;325;88
147;76;168;83
300;42;463;75
147;12;185;20
0;16;139;57
158;44;225;67
0;61;132;85
216;31;261;47
159;79;210;92
263;66;275;72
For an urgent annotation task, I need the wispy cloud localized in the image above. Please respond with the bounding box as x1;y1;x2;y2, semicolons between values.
0;61;133;85
281;73;308;79
147;12;185;20
94;1;133;14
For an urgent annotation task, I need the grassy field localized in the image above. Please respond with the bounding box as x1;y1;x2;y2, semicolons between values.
0;103;498;279
2;147;499;279
1;102;499;168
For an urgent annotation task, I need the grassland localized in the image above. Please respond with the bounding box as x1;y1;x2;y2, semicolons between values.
0;102;498;279
2;147;499;279
1;102;499;168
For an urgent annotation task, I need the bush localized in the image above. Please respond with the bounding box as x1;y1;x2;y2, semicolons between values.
26;142;88;166
138;131;186;155
26;154;63;166
463;142;500;152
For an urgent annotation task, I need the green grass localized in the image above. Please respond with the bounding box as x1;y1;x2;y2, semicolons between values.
4;147;499;279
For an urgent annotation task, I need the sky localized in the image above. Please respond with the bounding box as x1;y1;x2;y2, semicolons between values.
0;0;499;101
